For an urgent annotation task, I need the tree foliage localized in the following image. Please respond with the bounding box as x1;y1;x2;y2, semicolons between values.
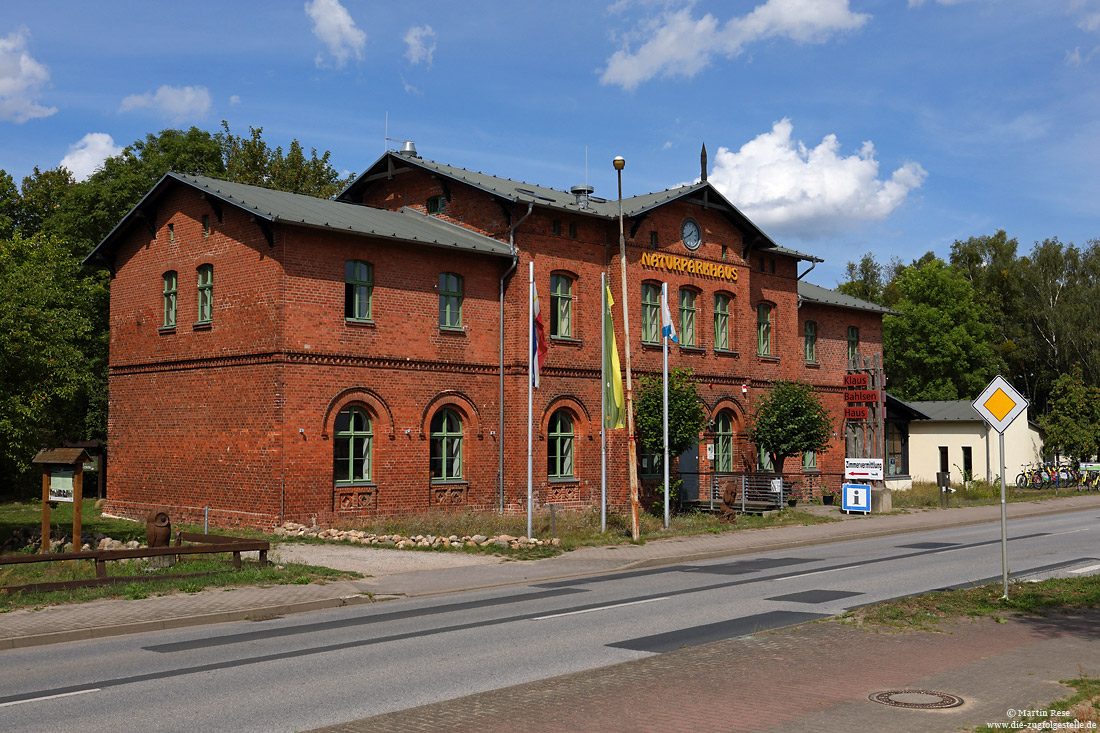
1038;364;1100;463
634;367;707;461
745;381;832;475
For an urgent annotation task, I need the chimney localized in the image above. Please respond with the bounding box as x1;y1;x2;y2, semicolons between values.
399;140;418;158
700;143;708;182
570;184;594;208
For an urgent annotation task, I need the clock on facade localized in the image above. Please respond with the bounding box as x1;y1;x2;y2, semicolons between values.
681;218;701;250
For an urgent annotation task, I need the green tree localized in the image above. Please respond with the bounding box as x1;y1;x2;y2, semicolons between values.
216;121;354;198
0;233;108;498
635;367;707;462
837;252;886;304
1038;365;1100;464
745;380;832;475
884;258;1000;400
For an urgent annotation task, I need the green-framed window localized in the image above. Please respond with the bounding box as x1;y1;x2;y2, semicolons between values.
714;411;734;473
439;272;463;329
804;320;817;362
802;451;817;470
756;303;772;356
162;271;177;328
679;288;697;347
345;260;373;321
427;195;445;214
334;407;372;484
758;444;774;472
847;326;860;362
547;410;574;479
638;443;661;478
550;274;573;338
714;293;730;351
196;264;213;324
641;282;660;344
430;408;463;481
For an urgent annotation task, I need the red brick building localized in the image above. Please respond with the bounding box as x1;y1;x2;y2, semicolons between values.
85;146;891;529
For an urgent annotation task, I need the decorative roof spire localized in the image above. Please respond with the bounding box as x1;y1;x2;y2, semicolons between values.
700;143;708;182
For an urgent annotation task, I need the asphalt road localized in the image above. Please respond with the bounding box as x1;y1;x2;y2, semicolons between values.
1;508;1096;732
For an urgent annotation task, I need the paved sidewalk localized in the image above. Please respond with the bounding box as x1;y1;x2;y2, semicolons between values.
1;494;1098;654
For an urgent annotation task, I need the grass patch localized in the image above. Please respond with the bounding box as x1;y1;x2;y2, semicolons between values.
843;575;1100;631
893;481;1096;509
0;556;357;613
973;673;1100;732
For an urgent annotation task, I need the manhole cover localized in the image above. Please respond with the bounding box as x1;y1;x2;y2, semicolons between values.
869;689;964;709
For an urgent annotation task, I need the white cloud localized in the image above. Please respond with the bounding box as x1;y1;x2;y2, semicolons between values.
59;133;123;181
119;85;212;122
229;94;241;105
601;0;869;91
0;28;57;123
305;0;366;68
706;119;927;239
404;25;436;67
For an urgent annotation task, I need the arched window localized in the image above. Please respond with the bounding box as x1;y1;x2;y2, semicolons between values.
345;260;373;321
756;303;772;356
430;408;463;481
196;264;213;324
713;293;730;351
334;407;372;484
550;274;573;338
804;320;817;363
439;273;463;329
714;411;734;473
679;288;697;346
547;410;574;478
162;271;177;328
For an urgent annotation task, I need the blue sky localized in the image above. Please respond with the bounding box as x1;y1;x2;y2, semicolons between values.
2;0;1098;285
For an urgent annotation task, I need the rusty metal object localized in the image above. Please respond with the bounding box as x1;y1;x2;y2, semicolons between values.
146;510;172;547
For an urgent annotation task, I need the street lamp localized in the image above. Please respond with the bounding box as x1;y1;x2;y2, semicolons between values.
614;156;641;541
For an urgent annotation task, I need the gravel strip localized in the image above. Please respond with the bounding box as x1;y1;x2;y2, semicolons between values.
272;543;505;577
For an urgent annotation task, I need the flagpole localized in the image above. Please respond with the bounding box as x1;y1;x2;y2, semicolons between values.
601;273;608;533
662;283;670;530
527;261;534;540
614;156;641;542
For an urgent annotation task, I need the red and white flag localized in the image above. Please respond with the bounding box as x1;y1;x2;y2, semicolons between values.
531;279;548;387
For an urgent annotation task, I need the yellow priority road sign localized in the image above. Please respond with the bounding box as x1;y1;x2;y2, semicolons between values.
972;375;1028;435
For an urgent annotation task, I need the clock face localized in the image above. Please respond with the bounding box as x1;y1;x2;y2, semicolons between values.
681;219;701;250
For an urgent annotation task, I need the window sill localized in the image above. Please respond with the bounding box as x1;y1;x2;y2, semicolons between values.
334;481;376;488
805;361;820;368
345;318;376;328
714;349;739;357
548;477;579;484
430;478;467;485
192;321;212;331
757;355;780;362
158;326;177;335
678;345;705;354
550;336;583;346
439;327;466;335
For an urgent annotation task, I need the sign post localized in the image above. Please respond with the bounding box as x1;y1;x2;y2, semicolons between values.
32;448;89;555
972;376;1029;599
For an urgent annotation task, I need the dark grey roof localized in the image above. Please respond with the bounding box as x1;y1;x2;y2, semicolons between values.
797;281;899;315
339;151;786;252
906;401;983;421
886;393;932;421
85;173;513;267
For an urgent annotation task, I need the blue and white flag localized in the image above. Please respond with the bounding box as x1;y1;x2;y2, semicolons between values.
660;282;678;344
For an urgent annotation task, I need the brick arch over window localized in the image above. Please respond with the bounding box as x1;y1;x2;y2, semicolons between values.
538;395;591;439
321;388;394;440
420;391;482;439
707;397;746;433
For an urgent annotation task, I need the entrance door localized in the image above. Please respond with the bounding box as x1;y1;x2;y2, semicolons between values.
678;446;700;504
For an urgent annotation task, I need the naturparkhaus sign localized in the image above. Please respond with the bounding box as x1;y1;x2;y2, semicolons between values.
640;252;738;281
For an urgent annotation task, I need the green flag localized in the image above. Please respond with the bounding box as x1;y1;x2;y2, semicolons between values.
603;284;625;429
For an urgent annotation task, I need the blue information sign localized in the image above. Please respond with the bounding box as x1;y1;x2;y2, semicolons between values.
842;483;871;513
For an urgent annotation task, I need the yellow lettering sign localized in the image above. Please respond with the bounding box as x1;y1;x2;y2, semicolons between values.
641;251;738;281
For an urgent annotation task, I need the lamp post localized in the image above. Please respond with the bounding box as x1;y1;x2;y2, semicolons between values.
614;156;641;541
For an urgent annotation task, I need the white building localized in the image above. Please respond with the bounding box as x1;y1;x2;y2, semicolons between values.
906;400;1045;486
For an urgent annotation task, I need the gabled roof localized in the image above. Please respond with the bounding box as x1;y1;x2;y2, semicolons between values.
84;172;514;269
886;393;932;421
797;281;900;315
338;150;788;254
906;401;984;421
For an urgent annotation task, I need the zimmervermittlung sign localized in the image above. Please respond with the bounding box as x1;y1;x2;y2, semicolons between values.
845;458;884;481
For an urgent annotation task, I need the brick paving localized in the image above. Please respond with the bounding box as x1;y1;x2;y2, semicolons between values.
311;612;1100;732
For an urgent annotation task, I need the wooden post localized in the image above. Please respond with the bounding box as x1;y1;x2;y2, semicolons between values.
73;466;83;551
41;466;51;554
